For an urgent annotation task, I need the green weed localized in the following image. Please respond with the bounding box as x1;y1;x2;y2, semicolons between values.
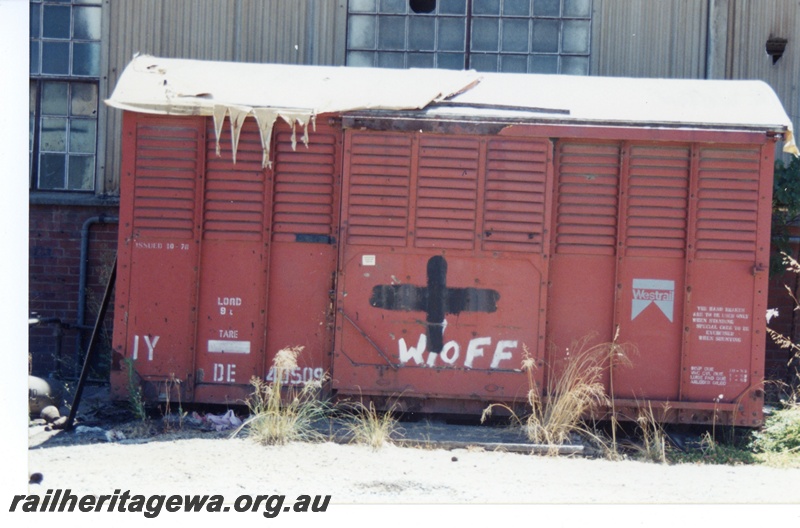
123;357;147;422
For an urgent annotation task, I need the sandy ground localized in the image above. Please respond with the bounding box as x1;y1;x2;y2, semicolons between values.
14;386;800;526
18;428;800;528
26;432;800;505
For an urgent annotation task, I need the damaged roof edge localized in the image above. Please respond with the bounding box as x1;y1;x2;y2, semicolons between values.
105;55;799;160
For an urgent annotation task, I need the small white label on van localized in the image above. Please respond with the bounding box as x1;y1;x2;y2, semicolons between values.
208;340;251;354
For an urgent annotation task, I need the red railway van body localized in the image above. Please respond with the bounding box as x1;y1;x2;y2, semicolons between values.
108;56;797;426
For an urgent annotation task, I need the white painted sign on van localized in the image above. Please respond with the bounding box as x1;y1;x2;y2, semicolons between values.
631;279;675;322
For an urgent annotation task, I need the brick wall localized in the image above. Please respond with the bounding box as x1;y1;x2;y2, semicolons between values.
29;202;119;379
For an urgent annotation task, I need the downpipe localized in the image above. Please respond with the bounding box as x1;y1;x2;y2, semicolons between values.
73;215;118;378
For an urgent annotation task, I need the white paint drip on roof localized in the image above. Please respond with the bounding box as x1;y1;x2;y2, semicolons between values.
107;55;480;166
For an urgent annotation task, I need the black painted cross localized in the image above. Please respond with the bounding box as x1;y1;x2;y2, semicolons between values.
369;256;500;353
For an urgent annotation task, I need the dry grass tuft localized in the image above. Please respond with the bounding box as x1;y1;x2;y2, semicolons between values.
483;332;632;455
635;402;669;463
342;400;399;450
234;346;329;445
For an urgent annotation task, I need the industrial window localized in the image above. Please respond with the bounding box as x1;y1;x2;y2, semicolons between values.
29;0;102;191
346;0;592;74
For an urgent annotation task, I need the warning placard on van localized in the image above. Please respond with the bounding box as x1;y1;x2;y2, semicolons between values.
631;279;675;322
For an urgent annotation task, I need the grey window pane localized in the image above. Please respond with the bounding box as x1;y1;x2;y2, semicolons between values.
69;119;96;154
502;18;529;52
348;15;377;49
41;117;67;151
438;17;465;51
532;19;559;52
380;0;407;13
347;51;375;66
69;156;95;190
503;0;531;16
74;6;101;40
30;83;37;153
30;114;35;155
530;54;558;73
564;0;592;18
501;54;528;72
378;16;406;50
42;41;70;75
43;5;71;39
377;52;406;68
30;41;40;75
71;83;98;116
350;0;377;13
75;0;103;5
437;52;465;69
533;0;560;17
472;0;500;15
470;53;498;72
73;42;100;76
439;0;467;15
39;154;67;189
561;55;589;75
471;18;499;52
562;20;590;53
408;52;435;67
409;16;436;50
31;4;40;37
42;82;68;115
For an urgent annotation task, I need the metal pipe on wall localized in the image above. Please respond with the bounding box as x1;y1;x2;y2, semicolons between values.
73;214;118;377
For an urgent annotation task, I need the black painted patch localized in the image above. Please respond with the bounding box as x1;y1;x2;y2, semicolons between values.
370;256;500;353
295;234;336;245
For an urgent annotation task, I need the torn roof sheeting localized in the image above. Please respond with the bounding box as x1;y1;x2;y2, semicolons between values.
106;55;798;163
105;55;481;166
439;72;797;156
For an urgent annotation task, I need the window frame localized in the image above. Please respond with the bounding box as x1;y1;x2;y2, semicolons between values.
345;0;593;74
29;0;103;194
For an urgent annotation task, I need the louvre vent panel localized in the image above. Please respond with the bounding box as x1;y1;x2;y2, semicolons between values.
346;133;412;247
555;143;621;255
272;129;338;242
133;123;201;239
415;136;480;250
624;145;690;258
482;139;548;253
695;147;761;260
204;121;265;241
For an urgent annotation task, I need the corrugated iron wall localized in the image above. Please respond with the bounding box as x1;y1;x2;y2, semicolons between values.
592;0;798;154
728;0;800;159
102;0;347;194
591;0;709;79
101;0;800;194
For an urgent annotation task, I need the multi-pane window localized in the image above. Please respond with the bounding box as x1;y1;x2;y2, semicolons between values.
30;0;102;191
346;0;592;74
